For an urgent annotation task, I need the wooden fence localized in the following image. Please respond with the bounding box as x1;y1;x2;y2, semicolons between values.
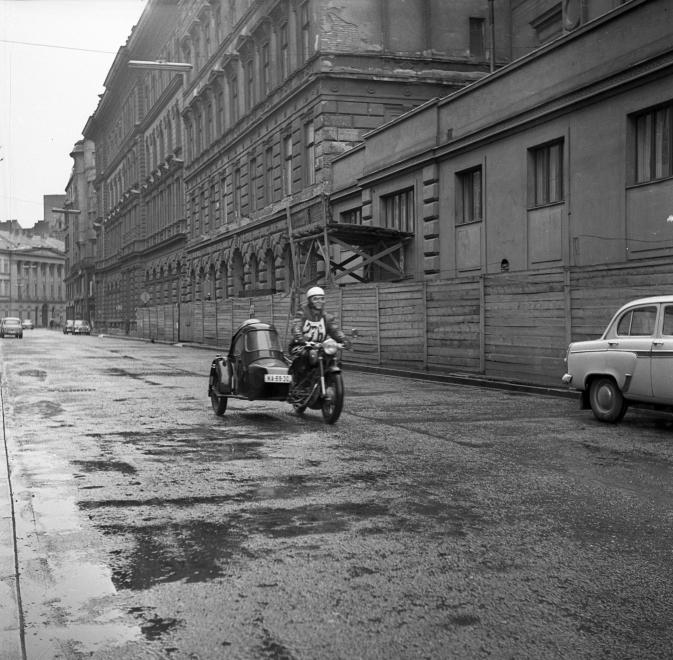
134;259;673;387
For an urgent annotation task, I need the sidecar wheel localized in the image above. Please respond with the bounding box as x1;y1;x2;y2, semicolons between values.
321;373;344;424
209;377;228;416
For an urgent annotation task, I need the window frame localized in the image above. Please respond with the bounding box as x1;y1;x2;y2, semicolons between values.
528;139;564;208
633;102;673;184
304;120;315;186
456;166;483;225
380;187;415;233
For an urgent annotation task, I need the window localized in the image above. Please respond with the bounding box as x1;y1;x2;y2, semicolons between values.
304;121;315;185
469;18;485;59
283;135;292;195
279;23;289;80
616;306;657;336
245;59;255;110
205;100;213;145
341;207;362;224
210;182;217;229
381;188;415;233
261;42;270;95
216;87;225;134
635;103;673;183
230;75;239;123
530;140;563;207
195;110;203;156
299;2;311;63
265;146;274;204
220;175;228;225
457;166;482;224
663;305;673;336
249;157;257;212
233;167;241;215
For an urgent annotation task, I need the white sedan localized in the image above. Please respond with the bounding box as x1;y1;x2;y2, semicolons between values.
562;295;673;423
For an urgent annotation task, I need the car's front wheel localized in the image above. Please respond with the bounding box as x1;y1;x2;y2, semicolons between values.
589;377;627;423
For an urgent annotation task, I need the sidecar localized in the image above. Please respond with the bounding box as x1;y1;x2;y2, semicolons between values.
208;318;292;415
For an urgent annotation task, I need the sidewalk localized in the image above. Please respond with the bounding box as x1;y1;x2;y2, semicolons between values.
0;389;23;660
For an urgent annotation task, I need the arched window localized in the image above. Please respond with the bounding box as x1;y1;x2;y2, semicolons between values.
249;254;259;293
219;261;228;299
265;248;276;292
282;244;294;293
208;264;216;300
231;250;244;297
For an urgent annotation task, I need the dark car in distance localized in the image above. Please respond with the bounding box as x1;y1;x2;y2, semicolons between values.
63;320;75;334
73;320;91;335
0;317;24;339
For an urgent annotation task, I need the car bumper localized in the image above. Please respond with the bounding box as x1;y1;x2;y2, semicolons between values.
561;373;573;385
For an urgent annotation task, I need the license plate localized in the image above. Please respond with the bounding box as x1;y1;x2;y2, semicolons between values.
264;374;292;383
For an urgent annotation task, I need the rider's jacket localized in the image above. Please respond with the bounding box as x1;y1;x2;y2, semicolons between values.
290;303;345;351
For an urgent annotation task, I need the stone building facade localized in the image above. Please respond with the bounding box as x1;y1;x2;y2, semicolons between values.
83;0;184;333
63;139;97;324
83;0;511;333
0;230;66;327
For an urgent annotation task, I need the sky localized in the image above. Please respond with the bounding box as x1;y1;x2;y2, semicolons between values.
0;0;148;227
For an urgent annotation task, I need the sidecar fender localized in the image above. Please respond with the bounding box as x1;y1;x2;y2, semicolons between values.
210;356;231;394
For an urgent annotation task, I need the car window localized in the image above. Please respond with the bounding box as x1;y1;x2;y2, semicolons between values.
616;306;657;336
245;330;282;352
662;306;673;336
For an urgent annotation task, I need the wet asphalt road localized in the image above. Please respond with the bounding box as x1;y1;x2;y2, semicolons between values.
1;330;673;659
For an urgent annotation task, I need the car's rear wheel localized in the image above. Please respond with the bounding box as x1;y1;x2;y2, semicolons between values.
589;377;627;423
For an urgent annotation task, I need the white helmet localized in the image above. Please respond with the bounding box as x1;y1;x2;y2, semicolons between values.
305;286;325;300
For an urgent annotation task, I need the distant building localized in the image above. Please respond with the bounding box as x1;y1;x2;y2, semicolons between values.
0;231;66;327
63;139;97;324
43;195;68;240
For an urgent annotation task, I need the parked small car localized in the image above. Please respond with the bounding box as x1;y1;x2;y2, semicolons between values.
562;295;673;422
0;317;24;339
73;320;91;335
63;319;75;334
21;319;34;330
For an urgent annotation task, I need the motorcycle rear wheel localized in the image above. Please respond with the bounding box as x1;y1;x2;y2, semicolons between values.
321;373;344;424
209;376;228;416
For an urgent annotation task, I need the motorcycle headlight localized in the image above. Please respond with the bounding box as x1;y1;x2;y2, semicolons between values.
322;338;338;355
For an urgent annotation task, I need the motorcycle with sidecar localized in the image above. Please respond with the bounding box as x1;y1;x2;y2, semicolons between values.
207;318;349;424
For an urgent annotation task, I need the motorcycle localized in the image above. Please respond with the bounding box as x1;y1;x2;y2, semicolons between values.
208;319;354;424
287;337;348;424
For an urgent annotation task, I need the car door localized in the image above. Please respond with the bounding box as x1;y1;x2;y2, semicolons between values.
651;303;673;403
607;304;657;400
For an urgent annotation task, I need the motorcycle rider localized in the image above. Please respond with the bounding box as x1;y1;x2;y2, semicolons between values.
289;286;347;387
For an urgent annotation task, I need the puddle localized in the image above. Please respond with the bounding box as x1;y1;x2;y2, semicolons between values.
245;501;389;538
14;399;63;418
139;614;181;641
18;369;47;380
72;459;137;475
101;519;245;590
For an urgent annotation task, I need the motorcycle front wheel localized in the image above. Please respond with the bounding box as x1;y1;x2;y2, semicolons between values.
321;373;344;424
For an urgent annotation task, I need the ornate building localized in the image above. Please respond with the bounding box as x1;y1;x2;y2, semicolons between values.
83;0;509;334
63;139;97;324
0;230;66;327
